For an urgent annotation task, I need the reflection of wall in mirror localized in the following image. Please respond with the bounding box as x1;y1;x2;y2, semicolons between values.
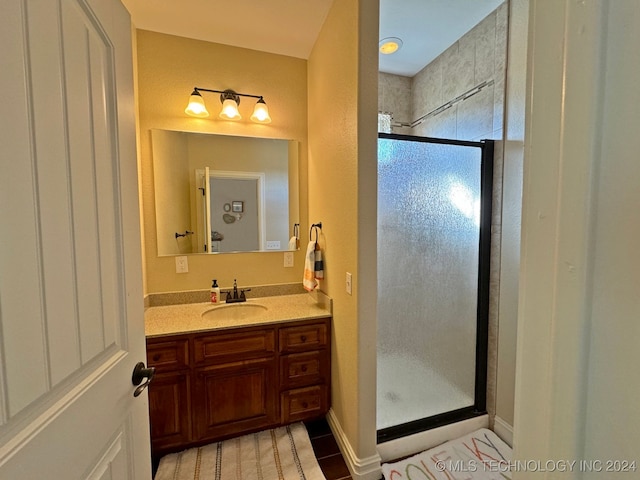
210;177;259;252
152;130;194;255
153;129;294;255
187;135;289;253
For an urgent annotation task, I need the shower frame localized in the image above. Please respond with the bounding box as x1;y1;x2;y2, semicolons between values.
376;133;494;444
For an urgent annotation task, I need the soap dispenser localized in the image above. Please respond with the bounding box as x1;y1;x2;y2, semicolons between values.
210;279;220;304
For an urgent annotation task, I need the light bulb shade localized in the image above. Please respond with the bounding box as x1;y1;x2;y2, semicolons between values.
184;91;209;117
250;98;271;124
219;98;241;120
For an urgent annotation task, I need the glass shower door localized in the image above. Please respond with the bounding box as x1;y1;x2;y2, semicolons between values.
377;134;492;441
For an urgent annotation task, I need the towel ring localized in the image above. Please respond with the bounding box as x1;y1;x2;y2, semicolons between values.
309;222;322;244
293;223;300;239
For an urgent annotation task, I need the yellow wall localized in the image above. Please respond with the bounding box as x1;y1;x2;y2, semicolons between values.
152;129;190;255
308;0;379;470
137;6;381;471
136;30;308;294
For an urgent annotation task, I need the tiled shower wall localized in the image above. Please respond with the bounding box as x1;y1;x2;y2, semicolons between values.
377;1;508;422
378;73;412;135
378;2;508;141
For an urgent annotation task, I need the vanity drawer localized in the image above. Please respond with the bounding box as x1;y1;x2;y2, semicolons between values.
278;322;328;353
147;339;189;371
280;351;328;388
281;385;328;423
194;329;275;365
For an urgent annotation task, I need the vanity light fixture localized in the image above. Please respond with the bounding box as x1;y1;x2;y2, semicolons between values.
185;87;272;124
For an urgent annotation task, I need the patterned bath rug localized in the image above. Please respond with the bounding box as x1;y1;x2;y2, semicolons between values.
381;428;512;479
154;422;327;480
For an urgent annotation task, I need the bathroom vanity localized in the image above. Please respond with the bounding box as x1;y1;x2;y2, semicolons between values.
144;294;331;457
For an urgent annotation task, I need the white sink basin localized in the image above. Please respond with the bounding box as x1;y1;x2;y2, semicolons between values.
202;303;268;322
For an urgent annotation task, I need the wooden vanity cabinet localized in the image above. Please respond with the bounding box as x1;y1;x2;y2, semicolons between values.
145;339;191;452
192;328;278;442
278;322;330;423
146;317;330;456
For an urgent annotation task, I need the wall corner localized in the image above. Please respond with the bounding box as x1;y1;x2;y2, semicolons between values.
327;409;382;480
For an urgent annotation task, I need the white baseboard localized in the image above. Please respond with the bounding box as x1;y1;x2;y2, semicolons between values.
376;414;489;463
492;415;513;447
326;409;382;480
323;411;508;478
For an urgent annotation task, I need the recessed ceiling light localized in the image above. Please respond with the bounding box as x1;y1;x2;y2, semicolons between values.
379;37;403;55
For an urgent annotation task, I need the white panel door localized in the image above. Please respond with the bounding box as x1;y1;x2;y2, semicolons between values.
0;0;151;478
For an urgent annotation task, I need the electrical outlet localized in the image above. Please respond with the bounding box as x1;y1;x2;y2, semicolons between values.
346;272;353;295
266;240;281;250
175;256;188;273
284;252;294;267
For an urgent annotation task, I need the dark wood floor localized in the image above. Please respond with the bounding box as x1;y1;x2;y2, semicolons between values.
305;417;353;480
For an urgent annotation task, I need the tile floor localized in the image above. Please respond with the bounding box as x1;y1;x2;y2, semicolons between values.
304;418;353;480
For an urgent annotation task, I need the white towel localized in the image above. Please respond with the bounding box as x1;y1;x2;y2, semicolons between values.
288;236;297;250
303;241;318;291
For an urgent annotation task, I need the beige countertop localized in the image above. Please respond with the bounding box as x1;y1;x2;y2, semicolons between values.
145;292;332;338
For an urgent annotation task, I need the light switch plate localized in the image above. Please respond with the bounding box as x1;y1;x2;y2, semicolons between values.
266;240;281;250
346;272;352;295
175;256;188;273
284;252;294;267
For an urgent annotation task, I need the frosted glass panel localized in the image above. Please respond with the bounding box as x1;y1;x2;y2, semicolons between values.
377;137;482;430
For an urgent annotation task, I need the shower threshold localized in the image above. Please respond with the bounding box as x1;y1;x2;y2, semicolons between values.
377;405;487;444
377;413;490;463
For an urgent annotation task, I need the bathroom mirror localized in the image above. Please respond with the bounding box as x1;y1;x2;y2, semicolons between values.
152;129;299;255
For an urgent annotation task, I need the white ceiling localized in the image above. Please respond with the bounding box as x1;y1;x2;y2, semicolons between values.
379;0;505;76
121;0;504;78
121;0;334;60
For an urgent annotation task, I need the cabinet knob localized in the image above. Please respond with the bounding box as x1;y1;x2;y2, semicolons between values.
153;354;161;362
302;402;308;409
300;335;307;342
301;365;308;372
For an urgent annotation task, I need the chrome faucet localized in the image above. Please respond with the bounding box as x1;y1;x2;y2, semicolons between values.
225;279;251;303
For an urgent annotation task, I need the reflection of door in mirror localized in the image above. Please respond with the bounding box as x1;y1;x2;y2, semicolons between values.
195;170;266;253
195;169;206;253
